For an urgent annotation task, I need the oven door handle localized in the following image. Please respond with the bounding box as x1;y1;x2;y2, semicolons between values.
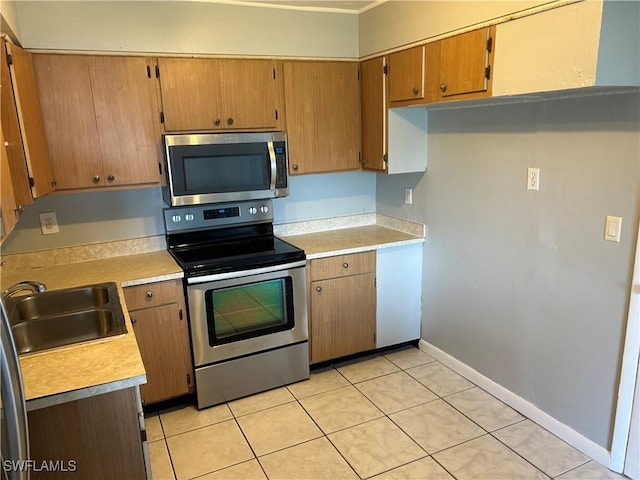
186;260;307;285
267;141;277;191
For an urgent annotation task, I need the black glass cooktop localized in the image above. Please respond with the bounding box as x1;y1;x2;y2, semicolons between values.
167;223;305;277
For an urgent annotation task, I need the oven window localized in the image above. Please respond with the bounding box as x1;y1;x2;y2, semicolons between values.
205;277;294;346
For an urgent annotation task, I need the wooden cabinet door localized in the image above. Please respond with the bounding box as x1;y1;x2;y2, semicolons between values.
283;61;360;174
1;39;32;207
218;59;281;130
89;56;162;187
5;41;55;198
387;46;425;104
0;126;18;242
33;54;104;190
438;27;495;99
130;303;191;405
158;57;222;131
310;273;376;364
360;56;386;172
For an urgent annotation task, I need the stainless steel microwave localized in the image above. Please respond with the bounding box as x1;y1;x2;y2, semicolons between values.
162;132;289;206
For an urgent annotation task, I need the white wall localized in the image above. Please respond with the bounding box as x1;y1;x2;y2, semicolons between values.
376;92;640;449
0;0;22;43
15;1;358;58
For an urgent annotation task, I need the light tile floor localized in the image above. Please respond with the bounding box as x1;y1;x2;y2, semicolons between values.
145;346;627;480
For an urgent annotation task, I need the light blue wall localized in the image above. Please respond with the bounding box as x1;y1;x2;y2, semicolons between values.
376;92;640;449
1;171;376;253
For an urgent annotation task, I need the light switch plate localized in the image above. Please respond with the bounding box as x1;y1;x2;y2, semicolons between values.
604;215;622;243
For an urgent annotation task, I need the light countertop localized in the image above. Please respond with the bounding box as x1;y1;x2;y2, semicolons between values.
2;251;182;410
281;224;425;259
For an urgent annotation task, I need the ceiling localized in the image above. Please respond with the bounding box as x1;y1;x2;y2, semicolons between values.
232;0;380;13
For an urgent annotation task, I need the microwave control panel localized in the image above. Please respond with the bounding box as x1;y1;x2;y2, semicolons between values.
274;142;288;189
164;200;273;233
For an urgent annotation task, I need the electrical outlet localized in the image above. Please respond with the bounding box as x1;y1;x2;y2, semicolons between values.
527;167;540;191
404;188;413;205
39;212;60;235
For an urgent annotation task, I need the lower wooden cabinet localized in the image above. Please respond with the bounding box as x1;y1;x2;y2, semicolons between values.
124;279;194;405
309;251;376;364
28;387;146;479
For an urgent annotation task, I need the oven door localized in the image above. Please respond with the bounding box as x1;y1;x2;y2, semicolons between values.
186;260;307;367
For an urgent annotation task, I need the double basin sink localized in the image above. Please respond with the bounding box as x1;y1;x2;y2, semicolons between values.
5;283;127;354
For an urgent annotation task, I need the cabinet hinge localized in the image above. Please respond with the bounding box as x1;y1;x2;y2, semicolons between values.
160;111;165;124
179;308;183;320
6;54;12;66
28;177;35;188
486;36;493;53
186;373;191;385
51;179;57;188
357;69;360;81
275;109;278;121
147;65;151;78
273;67;276;79
485;65;491;80
383;64;388;75
158;162;162;175
374;332;376;343
140;429;147;443
155;65;160;78
358;151;363;165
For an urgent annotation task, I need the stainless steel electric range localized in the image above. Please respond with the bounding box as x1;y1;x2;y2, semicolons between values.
164;199;309;409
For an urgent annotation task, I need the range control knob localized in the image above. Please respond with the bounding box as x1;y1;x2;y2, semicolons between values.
185;213;195;222
172;214;182;223
248;207;258;215
260;205;269;214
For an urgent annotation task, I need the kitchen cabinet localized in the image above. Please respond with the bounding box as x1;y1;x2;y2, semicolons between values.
32;54;163;191
28;387;146;479
360;55;427;174
360;56;387;172
387;46;425;105
283;61;360;175
425;26;496;102
157;57;283;132
124;279;194;405
1;125;18;242
309;251;376;364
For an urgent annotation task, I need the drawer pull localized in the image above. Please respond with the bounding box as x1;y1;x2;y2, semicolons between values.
146;291;153;298
316;286;322;293
343;262;349;269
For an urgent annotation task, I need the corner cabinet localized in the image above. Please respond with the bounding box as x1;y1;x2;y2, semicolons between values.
124;279;194;406
157;57;283;132
283;61;361;175
32;54;163;191
309;251;376;364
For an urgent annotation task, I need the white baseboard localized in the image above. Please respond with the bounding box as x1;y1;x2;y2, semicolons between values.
418;339;612;468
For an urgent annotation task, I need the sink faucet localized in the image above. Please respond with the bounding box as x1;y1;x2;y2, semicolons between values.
2;281;48;301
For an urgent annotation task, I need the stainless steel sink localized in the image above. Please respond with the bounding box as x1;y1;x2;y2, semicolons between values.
5;283;127;354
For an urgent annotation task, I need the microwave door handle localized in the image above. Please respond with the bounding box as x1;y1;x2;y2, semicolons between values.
267;141;277;190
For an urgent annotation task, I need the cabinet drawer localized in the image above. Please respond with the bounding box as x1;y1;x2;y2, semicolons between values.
310;251;376;281
124;280;180;310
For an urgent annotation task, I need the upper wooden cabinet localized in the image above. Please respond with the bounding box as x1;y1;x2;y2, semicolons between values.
387;46;424;105
283;61;360;175
157;57;282;132
426;26;496;102
33;54;163;191
1;39;54;211
360;56;386;172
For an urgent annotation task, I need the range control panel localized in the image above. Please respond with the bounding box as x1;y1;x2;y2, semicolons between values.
163;200;273;233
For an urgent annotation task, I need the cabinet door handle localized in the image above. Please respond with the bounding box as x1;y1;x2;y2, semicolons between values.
131;317;137;325
226;117;234;126
412;87;419;95
316;286;322;293
146;291;153;298
440;84;447;93
292;164;299;171
92;175;101;183
214;118;221;126
343;262;349;269
107;175;115;182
